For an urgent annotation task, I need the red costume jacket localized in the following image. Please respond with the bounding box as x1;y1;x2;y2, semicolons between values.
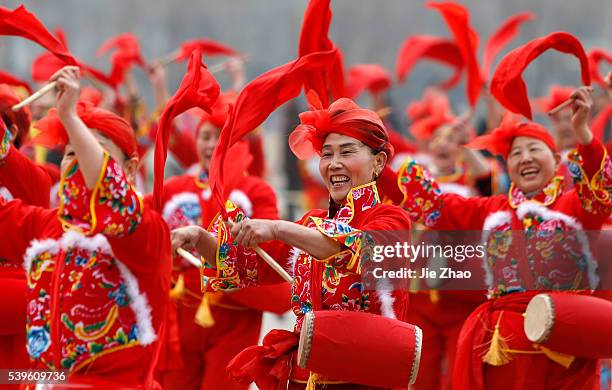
393;139;612;389
207;182;411;388
0;153;171;387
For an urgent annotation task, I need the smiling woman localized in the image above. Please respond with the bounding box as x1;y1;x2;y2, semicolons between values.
170;94;416;389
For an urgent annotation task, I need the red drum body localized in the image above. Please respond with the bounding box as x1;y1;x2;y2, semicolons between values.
524;293;612;358
297;310;422;388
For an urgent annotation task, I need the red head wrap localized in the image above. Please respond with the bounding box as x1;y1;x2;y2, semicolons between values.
465;115;556;159
34;100;137;158
0;84;31;137
289;91;393;160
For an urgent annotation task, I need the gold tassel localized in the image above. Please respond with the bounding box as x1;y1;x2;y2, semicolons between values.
429;289;440;304
305;372;319;390
169;274;185;300
195;293;215;328
536;345;575;369
482;311;512;366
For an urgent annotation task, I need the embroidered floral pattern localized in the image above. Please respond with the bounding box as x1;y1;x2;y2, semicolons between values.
508;176;564;209
0;121;11;160
396;160;442;227
59;154;143;237
24;236;146;371
567;148;612;215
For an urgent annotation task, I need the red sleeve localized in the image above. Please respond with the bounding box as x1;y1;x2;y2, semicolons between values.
567;138;612;220
0;145;52;208
577;138;606;180
0;199;53;263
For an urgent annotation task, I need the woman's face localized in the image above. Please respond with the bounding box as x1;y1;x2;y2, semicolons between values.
61;130;137;183
196;122;220;171
507;136;559;194
318;133;387;203
429;124;461;174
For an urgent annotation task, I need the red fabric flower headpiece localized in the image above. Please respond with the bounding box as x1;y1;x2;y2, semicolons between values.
33;100;138;157
465;114;556;159
289;91;393;160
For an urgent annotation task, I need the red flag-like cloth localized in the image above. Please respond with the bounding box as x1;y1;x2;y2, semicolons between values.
0;69;31;93
395;35;463;89
298;0;345;107
0;5;76;65
482;12;535;79
175;38;240;62
152;49;221;212
209;49;339;213
30;29;115;88
97;33;146;87
490;31;591;120
345;64;391;99
427;2;483;107
588;48;612;88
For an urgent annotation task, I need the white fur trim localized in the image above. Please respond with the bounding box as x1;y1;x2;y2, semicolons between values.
516;202;599;289
23;239;60;272
481;211;512;288
375;278;396;319
162;192;200;221
0;186;13;201
229;190;253;217
115;260;157;345
201;188;211;201
439;182;473;197
59;230;112;254
286;247;301;278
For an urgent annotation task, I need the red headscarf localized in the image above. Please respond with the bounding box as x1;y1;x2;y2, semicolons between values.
0;84;31;137
466;115;556;159
33;100;137;158
289;91;393;160
406;88;455;141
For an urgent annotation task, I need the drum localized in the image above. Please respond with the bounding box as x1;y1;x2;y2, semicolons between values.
524;293;612;358
297;310;422;388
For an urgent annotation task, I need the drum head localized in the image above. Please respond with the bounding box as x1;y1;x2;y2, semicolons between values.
297;311;315;369
524;293;554;343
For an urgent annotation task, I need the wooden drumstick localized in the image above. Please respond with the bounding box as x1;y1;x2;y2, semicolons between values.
254;245;293;283
547;98;574;116
177;247;202;268
12;81;57;112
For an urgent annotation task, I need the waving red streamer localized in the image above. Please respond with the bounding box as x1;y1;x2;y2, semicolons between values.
97;33;146;87
345;64;391;99
152;49;221;212
176;38;240;62
298;0;345;107
482;12;535;79
588;48;612;88
209;49;339;213
490;32;591;120
427;2;483;107
0;5;76;65
395;35;463;89
0;69;31;93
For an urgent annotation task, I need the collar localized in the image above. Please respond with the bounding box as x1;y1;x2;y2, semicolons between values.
195;169;209;189
328;181;380;224
508;176;564;209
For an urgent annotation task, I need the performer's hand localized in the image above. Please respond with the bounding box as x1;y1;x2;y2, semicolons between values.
51;66;81;120
570;86;594;144
229;219;277;248
171;225;206;256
